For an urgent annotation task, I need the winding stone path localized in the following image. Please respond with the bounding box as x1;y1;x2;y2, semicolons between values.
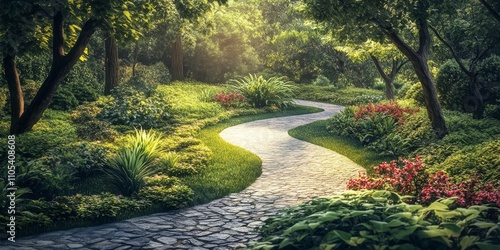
1;100;364;250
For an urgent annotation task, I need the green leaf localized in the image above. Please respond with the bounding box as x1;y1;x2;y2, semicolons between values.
284;222;310;235
426;201;449;211
441;222;462;237
370;220;390;233
475;242;500;250
417;229;449;239
471;222;496;229
459;236;479;250
391;225;419;240
278;237;294;249
334;230;352;244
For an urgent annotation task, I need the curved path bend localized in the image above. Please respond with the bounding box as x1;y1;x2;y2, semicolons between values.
2;100;364;250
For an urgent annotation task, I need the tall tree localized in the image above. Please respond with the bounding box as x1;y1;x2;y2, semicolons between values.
430;1;500;119
337;40;407;100
303;0;449;138
1;0;152;134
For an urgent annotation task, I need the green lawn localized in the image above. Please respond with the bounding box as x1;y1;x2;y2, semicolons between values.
288;119;393;172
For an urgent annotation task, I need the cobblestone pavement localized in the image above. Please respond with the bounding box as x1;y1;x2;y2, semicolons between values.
1;100;365;250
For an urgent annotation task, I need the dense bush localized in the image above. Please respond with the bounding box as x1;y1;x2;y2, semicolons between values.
31;193;149;222
437;56;500;113
327;102;419;156
0;88;7;116
101;84;173;129
435;140;500;183
347;157;500;207
313;74;332;86
229;74;296;109
404;83;425;106
250;190;500;250
70;102;118;141
134;62;172;85
137;175;193;208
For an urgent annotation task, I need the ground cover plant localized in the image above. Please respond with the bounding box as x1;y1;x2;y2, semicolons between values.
249;190;500;250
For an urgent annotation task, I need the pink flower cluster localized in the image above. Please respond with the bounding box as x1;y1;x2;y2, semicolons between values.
354;102;419;124
213;92;245;109
347;156;500;207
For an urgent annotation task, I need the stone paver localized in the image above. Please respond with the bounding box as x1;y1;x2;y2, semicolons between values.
0;100;364;249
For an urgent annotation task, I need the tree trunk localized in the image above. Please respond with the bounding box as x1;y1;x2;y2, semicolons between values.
104;31;119;95
3;55;24;127
469;76;485;119
381;16;447;138
9;13;97;134
171;33;184;81
370;55;395;100
132;40;139;77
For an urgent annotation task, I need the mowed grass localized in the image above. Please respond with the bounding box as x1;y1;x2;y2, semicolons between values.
288;119;392;173
184;105;323;205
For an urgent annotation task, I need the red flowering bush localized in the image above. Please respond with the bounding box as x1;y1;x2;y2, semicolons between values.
354;102;419;124
212;92;245;109
347;156;500;207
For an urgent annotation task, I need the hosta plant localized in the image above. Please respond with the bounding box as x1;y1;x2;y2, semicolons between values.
229;74;296;109
249;190;500;250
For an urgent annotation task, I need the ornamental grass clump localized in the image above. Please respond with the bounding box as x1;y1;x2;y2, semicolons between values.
229;74;296;109
103;129;164;196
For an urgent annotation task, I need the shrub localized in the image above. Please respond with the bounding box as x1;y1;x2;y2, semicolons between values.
70;102;118;141
137;175;193;208
250;190;500;250
198;89;217;102
31;193;149;222
347;157;500;207
437;56;500;113
101;86;173;129
229;74;296;109
45;142;110;179
0;88;7;116
135;62;171;85
102;129;164;196
212;91;246;109
50;87;79;111
436;140;500;182
404;83;425;105
348;95;383;105
354;102;419;124
313;74;332;86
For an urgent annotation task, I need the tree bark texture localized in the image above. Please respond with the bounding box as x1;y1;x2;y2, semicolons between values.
171;33;184;81
3;55;24;127
370;55;396;100
9;12;97;134
381;16;447;138
105;31;119;95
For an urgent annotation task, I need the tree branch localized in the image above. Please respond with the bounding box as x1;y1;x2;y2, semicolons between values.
479;0;500;23
370;54;389;82
429;24;470;75
53;11;65;61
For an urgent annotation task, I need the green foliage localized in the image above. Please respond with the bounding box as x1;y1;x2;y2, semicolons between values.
0;88;7;117
437;56;500;114
134;62;171;85
45;142;110;179
3;110;78;159
31;193;149;222
404;83;425;106
101;84;173;129
250;190;500;250
296;85;384;106
103;129;163;196
70;102;118;141
50;60;103;111
436;140;500;183
229;74;296;109
137;175;193;208
313;75;332;86
189;1;264;83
